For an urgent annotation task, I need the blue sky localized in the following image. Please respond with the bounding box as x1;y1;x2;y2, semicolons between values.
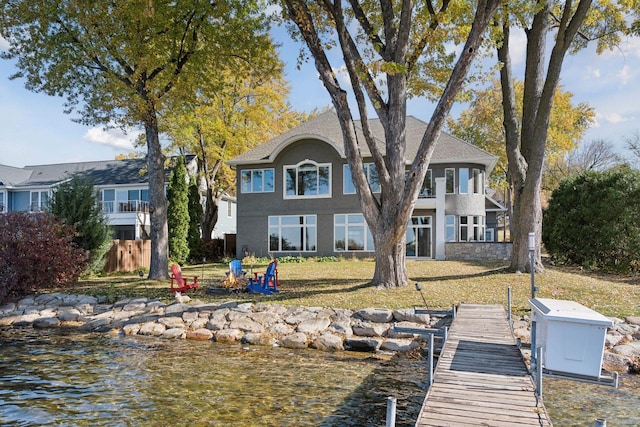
1;25;639;168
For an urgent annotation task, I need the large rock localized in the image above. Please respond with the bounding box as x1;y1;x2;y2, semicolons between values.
352;321;389;337
280;332;308;349
186;328;214;341
606;333;624;348
297;317;331;334
139;322;167;336
311;333;344;351
242;332;276;346
229;317;265;333
612;341;640;358
345;338;382;352
614;323;639;336
269;322;295;336
356;308;393;323
123;324;141;335
33;317;61;328
602;351;630;373
328;320;352;337
393;308;430;325
162;328;186;339
284;310;317;325
58;308;81;322
214;329;243;343
625;316;640;326
381;339;420;352
159;317;186;328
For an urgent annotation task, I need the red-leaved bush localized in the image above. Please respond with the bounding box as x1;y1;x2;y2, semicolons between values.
0;212;88;304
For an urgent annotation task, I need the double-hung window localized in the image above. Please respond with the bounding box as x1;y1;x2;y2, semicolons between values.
445;168;455;194
473;168;483;194
334;214;374;251
420;169;433;197
343;163;380;194
0;191;5;213
269;215;317;252
285;161;331;198
30;191;49;212
446;215;456;242
459;168;469;194
241;168;274;193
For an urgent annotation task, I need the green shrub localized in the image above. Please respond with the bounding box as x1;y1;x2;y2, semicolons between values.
167;156;189;265
49;175;112;274
543;167;640;272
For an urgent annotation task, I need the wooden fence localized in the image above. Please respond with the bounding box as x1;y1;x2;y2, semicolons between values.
104;239;151;273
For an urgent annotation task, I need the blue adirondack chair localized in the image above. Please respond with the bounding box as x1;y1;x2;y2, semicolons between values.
246;260;279;295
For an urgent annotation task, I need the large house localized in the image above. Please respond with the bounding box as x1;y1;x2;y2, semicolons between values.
0;156;236;241
228;111;507;260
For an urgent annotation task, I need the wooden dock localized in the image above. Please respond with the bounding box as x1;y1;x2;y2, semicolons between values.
415;303;553;427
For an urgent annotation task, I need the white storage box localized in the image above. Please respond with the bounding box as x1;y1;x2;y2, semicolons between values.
529;298;612;378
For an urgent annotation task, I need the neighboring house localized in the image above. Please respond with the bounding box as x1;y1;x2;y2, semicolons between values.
0;156;236;241
227;111;507;260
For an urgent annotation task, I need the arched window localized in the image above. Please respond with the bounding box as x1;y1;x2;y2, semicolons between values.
284;160;331;198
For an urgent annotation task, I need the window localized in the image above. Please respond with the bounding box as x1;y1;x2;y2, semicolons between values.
334;214;374;251
343;164;380;194
420;169;433;198
30;191;49;212
0;191;4;213
101;189;115;213
485;228;495;242
285;161;331;198
473;169;483;194
459;216;469;241
446;215;456;242
459;215;486;241
445;168;455;194
472;215;485;241
269;215;317;252
459;168;469;194
241;169;274;193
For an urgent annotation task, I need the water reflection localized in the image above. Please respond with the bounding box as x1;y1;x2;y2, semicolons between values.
2;328;639;426
0;328;428;426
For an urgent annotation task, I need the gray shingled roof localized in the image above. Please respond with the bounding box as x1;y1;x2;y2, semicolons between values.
0;156;194;189
227;111;498;173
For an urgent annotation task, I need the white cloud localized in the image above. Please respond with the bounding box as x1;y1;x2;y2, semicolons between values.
590;68;601;79
596;111;632;125
84;127;139;150
617;65;632;85
332;65;352;89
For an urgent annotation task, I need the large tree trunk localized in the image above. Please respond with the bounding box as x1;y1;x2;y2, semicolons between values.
144;111;169;280
201;187;220;240
373;233;407;289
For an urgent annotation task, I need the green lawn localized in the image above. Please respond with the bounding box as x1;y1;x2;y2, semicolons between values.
68;259;640;318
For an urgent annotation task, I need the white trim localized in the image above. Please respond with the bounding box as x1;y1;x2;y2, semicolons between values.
283;160;332;199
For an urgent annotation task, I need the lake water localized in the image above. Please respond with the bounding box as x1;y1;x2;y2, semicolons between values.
1;327;639;426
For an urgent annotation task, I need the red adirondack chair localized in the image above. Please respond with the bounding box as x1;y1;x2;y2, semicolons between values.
169;264;199;294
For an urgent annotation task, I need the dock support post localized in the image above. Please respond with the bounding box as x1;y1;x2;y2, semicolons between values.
507;287;512;325
594;419;607;427
535;346;543;398
385;396;396;427
428;333;434;388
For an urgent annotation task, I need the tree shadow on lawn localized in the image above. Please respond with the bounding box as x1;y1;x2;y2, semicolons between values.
263;278;373;303
411;265;509;284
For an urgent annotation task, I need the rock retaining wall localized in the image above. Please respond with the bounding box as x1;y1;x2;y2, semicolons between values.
0;293;448;353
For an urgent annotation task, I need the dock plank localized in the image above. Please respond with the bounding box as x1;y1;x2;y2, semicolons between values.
415;303;552;427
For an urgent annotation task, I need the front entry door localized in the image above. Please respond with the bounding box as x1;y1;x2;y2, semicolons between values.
406;216;432;258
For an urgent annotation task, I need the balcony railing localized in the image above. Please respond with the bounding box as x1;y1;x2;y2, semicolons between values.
102;200;150;214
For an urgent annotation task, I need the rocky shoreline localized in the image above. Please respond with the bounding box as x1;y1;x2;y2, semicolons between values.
2;292;639;373
0;293;448;354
